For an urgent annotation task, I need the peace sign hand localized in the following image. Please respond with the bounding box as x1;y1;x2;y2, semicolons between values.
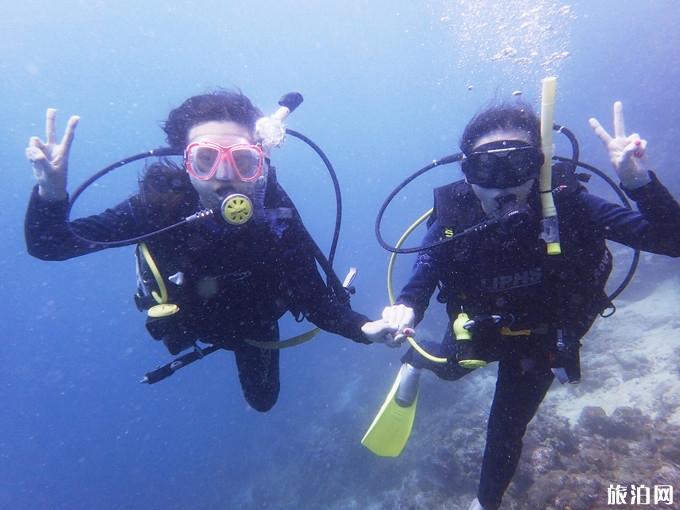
589;101;651;189
25;108;80;201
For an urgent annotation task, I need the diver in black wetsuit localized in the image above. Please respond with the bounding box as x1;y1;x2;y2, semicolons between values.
362;101;680;509
24;90;387;412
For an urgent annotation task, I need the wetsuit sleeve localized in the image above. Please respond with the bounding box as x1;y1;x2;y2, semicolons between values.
395;221;442;325
581;171;680;256
25;185;147;260
282;221;371;344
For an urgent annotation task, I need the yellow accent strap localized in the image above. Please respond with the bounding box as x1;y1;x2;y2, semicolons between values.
458;359;487;369
500;327;532;336
139;243;168;305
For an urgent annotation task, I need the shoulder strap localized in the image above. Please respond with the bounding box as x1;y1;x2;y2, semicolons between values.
431;179;485;229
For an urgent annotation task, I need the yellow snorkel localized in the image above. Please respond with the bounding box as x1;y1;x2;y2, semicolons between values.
539;76;562;255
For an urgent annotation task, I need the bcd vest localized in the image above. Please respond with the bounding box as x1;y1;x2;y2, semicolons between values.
428;162;612;341
134;173;300;354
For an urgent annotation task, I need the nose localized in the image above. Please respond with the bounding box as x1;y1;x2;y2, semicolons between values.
214;158;236;181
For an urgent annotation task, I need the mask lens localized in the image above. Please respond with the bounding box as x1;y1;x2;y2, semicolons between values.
468;153;498;183
465;146;541;187
507;149;539;180
191;146;220;178
232;147;262;180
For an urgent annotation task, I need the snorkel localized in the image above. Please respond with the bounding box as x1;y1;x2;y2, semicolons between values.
255;92;304;149
538;76;561;255
222;92;306;226
196;93;306;227
196;92;307;227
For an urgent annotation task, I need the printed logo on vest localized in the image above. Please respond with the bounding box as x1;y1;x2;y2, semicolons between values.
481;268;543;292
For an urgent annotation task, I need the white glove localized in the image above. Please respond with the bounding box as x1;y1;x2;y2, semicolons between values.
361;304;415;347
589;101;651;189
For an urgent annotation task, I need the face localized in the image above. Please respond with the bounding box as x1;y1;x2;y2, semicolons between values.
186;121;259;209
467;129;539;219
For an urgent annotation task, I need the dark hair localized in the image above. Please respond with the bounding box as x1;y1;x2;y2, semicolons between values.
163;89;263;150
460;101;541;155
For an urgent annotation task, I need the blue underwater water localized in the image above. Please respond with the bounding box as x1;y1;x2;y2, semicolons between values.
2;1;680;509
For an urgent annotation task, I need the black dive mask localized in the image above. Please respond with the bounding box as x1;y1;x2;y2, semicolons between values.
462;140;544;188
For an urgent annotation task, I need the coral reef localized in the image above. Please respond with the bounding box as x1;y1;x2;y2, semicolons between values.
510;406;680;509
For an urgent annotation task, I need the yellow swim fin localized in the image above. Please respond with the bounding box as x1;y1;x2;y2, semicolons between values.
361;364;419;457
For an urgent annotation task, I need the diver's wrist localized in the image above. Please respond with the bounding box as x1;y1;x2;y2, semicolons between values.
38;183;68;202
620;170;652;190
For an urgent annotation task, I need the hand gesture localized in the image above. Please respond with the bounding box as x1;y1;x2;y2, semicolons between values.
25;108;80;201
361;304;415;347
589;101;651;189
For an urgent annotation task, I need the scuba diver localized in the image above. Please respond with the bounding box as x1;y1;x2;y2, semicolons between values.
360;99;680;510
24;90;389;412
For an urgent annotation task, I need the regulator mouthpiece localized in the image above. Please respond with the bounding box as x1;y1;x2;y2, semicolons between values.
255;91;304;149
500;205;532;230
220;193;253;225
